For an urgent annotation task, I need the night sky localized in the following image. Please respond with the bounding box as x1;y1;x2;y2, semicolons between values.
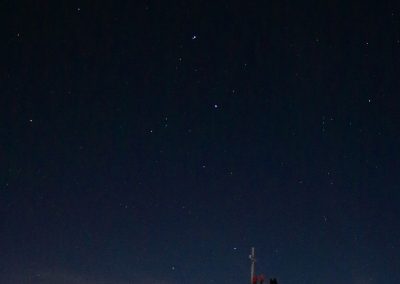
2;1;400;283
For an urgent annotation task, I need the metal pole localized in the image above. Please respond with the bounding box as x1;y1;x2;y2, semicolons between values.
249;247;256;284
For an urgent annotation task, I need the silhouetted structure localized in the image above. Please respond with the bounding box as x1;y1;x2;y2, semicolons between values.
248;248;278;284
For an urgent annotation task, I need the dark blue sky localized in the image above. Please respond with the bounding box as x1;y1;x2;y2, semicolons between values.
2;1;400;283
